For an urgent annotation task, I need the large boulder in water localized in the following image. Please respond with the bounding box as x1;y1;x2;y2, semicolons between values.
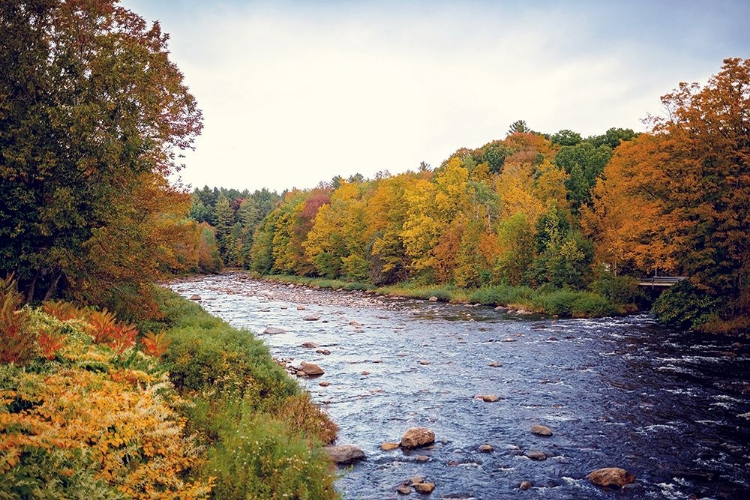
299;362;324;376
586;467;636;488
324;445;365;464
400;427;435;449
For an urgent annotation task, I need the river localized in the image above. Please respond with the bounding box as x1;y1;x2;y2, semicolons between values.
169;273;750;499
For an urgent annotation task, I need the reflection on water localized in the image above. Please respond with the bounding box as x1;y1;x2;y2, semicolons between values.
170;274;750;500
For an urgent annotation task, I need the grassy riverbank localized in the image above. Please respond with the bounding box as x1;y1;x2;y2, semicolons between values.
0;279;339;499
257;273;639;318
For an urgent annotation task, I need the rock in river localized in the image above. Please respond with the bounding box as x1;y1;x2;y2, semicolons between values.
263;326;287;335
189;294;201;301
381;442;400;451
525;450;547;461
530;424;553;436
324;445;365;464
586;467;636;488
413;482;436;494
300;341;319;348
476;394;500;402
400;427;435;449
299;362;324;376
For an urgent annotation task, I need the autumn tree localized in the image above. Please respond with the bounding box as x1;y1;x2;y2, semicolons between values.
584;58;748;331
366;173;414;284
652;58;750;329
0;0;202;313
581;134;676;276
304;181;369;280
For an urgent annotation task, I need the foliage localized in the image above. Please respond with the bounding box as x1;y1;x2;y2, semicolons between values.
153;290;338;498
468;285;534;307
205;409;336;500
0;303;212;499
0;0;202;319
86;309;138;355
185;59;745;331
652;280;721;330
532;289;617;317
0;276;33;364
589;270;645;309
1;287;339;499
586;58;750;330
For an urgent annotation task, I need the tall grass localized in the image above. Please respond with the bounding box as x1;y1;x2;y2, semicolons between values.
153;288;339;498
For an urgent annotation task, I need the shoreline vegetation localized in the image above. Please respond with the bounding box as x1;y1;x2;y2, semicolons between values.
252;272;637;319
0;277;340;499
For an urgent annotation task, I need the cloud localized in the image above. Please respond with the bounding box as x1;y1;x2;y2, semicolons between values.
122;0;750;191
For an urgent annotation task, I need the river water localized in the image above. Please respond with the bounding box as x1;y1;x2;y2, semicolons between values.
169;273;750;499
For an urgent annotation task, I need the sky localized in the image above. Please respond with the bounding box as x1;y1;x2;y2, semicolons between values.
120;0;750;193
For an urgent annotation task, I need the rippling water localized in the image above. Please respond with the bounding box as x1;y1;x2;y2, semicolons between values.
169;274;750;499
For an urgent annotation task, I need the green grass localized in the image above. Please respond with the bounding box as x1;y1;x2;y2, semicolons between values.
259;273;621;318
149;287;340;499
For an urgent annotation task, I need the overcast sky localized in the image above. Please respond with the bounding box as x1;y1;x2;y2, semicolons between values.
120;0;750;192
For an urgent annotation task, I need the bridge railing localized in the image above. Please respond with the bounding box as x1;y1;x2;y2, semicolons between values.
637;276;687;287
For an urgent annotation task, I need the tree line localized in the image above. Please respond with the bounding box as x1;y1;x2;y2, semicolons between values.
193;59;748;334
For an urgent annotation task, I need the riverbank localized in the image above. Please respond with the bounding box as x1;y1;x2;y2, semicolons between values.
169;273;750;499
253;272;633;318
0;280;339;499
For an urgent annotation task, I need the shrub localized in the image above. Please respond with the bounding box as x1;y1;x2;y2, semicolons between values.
85;309;138;354
652;280;720;330
532;289;579;316
205;409;337;500
0;321;212;500
140;331;171;358
532;289;616;317
0;275;34;364
469;285;533;306
570;292;618;317
590;271;645;308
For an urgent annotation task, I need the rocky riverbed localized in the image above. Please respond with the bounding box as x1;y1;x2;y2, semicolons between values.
170;273;750;499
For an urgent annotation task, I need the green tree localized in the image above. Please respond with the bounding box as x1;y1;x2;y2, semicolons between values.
213;194;235;263
551;129;582;146
589;127;637;149
508;119;530;135
0;0;202;308
554;142;612;210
